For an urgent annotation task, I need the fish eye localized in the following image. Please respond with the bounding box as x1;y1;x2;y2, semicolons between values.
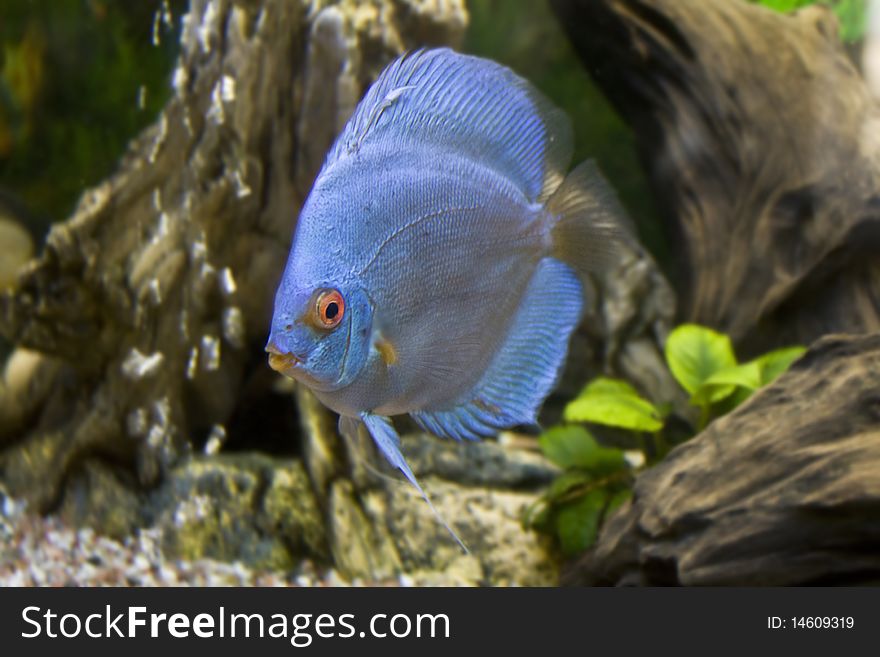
313;288;345;330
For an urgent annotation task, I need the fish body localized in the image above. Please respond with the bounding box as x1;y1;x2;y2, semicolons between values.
289;151;543;418
267;49;628;547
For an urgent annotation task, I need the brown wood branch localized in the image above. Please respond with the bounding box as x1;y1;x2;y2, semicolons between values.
552;0;880;353
566;333;880;585
0;0;467;509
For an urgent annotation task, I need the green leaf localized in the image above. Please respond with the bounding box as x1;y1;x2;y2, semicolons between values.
538;425;627;474
753;0;813;11
544;470;594;502
713;378;767;416
688;382;736;408
605;488;632;518
834;0;868;42
755;346;806;385
576;377;641;397
555;489;605;555
521;499;549;531
750;0;867;42
691;346;806;412
703;361;763;390
563;377;664;432
538;426;593;469
665;324;738;396
691;360;761;406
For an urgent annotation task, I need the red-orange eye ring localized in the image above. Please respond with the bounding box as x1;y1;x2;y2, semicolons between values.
314;289;345;329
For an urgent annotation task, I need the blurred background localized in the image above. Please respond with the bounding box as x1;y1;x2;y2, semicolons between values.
2;0;874;276
0;0;663;264
0;1;184;241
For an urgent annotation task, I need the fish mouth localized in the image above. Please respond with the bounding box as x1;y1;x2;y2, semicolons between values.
266;342;302;375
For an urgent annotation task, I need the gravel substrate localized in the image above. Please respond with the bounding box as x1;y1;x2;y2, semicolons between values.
0;485;346;587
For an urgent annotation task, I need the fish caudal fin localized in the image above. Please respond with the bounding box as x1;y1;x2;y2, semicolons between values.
358;412;468;552
548;160;634;277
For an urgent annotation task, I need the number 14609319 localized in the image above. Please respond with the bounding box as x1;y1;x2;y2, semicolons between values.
768;617;854;629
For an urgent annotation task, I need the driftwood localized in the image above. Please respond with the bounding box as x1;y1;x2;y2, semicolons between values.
0;0;678;583
550;0;880;585
567;333;880;585
552;0;880;355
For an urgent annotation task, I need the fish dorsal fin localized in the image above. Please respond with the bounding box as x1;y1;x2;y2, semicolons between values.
327;48;572;202
412;257;583;442
357;412;468;552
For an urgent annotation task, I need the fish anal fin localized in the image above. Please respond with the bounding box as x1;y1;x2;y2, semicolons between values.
412;257;582;442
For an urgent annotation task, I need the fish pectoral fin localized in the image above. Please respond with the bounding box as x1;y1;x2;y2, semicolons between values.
412;257;582;443
360;412;467;552
373;335;398;367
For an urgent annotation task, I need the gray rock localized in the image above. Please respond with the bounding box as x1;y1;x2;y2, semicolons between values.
148;454;327;571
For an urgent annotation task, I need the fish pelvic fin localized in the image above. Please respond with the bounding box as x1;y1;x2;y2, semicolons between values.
547;159;635;276
359;412;468;553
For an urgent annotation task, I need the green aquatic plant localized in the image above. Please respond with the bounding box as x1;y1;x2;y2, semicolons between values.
526;324;805;556
750;0;868;42
524;424;633;555
664;324;806;430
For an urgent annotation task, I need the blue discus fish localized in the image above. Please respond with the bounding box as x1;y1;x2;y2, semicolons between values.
266;48;628;549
